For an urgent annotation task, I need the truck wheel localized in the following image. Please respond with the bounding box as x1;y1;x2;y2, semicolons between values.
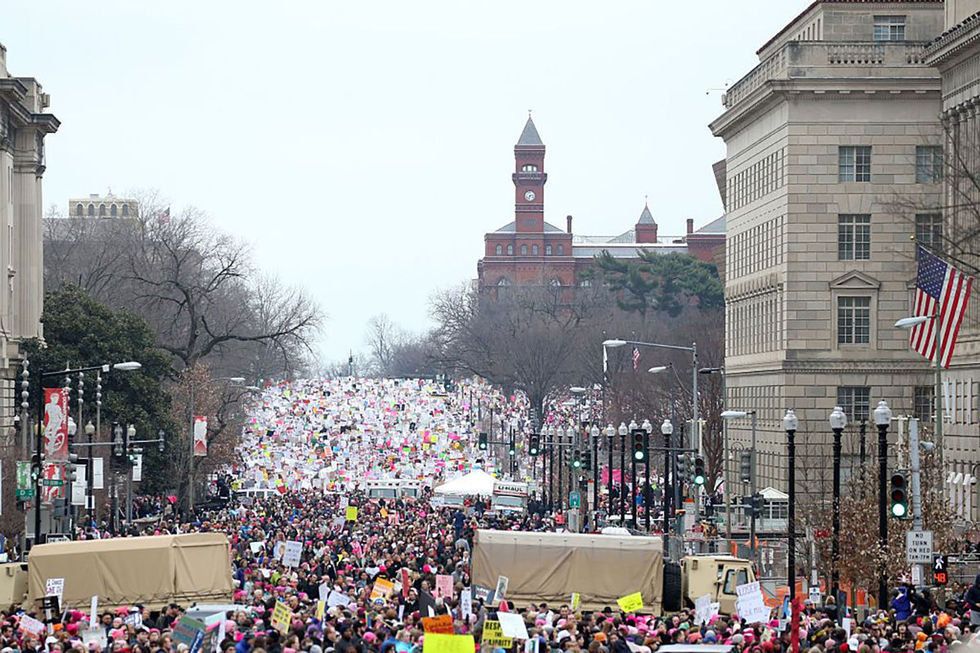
663;561;682;613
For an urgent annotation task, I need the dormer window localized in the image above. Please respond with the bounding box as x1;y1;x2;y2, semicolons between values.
521;164;538;172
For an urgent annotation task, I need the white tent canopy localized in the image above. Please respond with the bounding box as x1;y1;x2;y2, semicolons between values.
434;469;496;497
760;486;789;500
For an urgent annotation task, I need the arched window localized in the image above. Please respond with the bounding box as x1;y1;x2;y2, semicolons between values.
532;244;539;255
521;164;538;172
545;244;553;256
87;204;94;217
550;278;561;287
122;204;129;217
520;245;528;256
497;277;512;286
507;244;514;255
557;244;565;256
110;204;118;217
98;204;106;217
579;278;592;288
495;244;503;256
75;204;83;216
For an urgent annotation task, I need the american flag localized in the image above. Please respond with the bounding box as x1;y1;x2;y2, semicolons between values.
910;245;974;369
632;346;640;371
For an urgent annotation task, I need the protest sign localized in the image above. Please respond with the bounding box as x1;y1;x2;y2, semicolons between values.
89;596;99;628
735;581;771;625
45;578;64;604
435;574;453;600
421;614;454;634
570;593;581;612
346;506;358;521
422;634;475;653
282;540;303;568
616;592;643;613
497;612;530;640
481;621;513;648
271;601;293;633
173;617;206;651
459;588;472;619
494;575;509;601
327;590;351;608
18;615;45;636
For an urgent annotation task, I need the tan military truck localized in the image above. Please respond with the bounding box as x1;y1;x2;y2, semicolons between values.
471;529;755;615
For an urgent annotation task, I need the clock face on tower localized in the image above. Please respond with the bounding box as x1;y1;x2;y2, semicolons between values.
524;190;536;202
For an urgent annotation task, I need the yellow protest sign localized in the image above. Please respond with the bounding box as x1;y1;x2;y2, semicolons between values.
481;620;512;648
570;592;581;612
270;601;293;633
617;592;644;613
369;577;395;602
423;634;475;653
315;599;325;622
346;506;358;521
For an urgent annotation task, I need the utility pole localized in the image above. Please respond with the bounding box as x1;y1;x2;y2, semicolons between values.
909;417;925;587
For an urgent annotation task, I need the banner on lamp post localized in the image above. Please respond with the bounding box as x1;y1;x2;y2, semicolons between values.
16;461;33;500
40;463;66;504
43;388;69;462
193;416;208;456
92;458;104;490
131;454;142;482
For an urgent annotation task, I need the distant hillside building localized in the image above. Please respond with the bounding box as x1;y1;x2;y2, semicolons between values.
67;192;138;219
476;117;725;292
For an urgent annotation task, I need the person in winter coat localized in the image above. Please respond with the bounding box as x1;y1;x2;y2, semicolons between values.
964;574;980;626
891;586;912;622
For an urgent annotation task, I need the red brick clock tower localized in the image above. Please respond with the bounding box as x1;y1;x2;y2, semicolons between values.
513;117;547;233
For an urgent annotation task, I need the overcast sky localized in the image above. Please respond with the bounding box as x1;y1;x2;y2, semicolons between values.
5;1;802;365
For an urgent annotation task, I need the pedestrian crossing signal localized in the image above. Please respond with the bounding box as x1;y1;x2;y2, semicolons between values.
933;555;949;586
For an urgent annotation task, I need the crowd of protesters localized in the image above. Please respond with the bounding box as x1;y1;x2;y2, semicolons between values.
4;378;980;653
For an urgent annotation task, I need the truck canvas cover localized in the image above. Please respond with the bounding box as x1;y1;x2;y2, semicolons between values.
472;529;664;613
27;533;233;609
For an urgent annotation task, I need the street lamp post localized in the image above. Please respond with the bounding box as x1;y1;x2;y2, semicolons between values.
188;375;245;515
618;422;627;523
642;419;652;532
722;409;758;564
829;405;847;608
661;419;673;549
605;424;615;522
783;409;798;602
895;315;944;472
874;399;893;608
629;419;639;529
590;424;600;524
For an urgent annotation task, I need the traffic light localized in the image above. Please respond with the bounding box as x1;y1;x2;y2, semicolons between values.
739;452;752;483
685;454;695;480
528;434;540;456
676;454;687;482
890;471;909;518
693;455;706;486
508;435;516;457
751;493;764;518
631;429;646;461
572;449;582;469
582;447;592;472
478;432;488;451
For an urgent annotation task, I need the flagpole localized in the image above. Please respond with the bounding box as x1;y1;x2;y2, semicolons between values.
935;308;944;475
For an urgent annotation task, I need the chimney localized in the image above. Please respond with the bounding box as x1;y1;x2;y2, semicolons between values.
686;218;694;235
566;215;573;234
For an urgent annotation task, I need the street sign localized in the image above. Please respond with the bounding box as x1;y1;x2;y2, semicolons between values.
933;555;949;586
568;491;581;509
40;479;64;487
911;565;923;587
906;530;934;565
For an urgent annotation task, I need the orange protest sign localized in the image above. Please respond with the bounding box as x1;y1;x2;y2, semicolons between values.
422;614;454;634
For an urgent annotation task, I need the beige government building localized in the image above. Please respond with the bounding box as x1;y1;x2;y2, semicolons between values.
709;0;969;517
0;43;58;436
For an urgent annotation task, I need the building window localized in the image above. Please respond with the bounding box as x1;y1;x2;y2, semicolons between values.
837;386;871;422
520;245;528;256
495;244;503;256
874;15;906;41
75;203;83;216
837;296;871;344
558;244;564;255
838;214;871;260
122;204;130;217
521;164;538;172
549;279;561;287
915;213;943;249
532;244;539;255
110;204;118;217
545;244;552;256
87;204;94;217
916;146;943;183
579;278;592;287
507;244;514;255
914;385;934;422
98;204;106;217
839;146;872;182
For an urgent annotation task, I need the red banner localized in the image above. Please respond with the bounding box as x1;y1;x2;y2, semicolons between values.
43;388;69;461
41;463;65;504
193;416;208;456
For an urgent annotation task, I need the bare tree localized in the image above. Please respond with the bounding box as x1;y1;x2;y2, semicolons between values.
365;314;402;375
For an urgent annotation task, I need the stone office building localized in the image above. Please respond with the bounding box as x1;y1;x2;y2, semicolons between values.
0;43;59;433
709;1;945;508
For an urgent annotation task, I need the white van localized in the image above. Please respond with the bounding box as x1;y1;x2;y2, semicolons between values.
364;479;422;500
490;481;528;514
